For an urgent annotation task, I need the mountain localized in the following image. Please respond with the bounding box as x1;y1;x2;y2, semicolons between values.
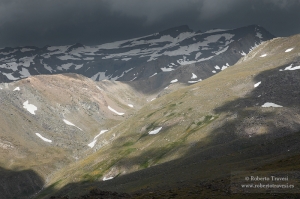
29;33;299;198
0;25;274;91
39;35;300;198
2;25;300;199
0;73;156;199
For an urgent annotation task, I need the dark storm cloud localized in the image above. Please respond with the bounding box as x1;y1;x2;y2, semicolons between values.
0;0;299;48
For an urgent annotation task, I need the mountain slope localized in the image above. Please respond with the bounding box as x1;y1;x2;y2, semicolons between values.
0;25;274;90
0;73;160;198
38;34;300;198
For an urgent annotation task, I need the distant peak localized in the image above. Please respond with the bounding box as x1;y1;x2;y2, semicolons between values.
66;43;85;52
70;43;85;48
158;25;193;37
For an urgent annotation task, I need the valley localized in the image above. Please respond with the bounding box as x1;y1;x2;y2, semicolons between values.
0;25;299;199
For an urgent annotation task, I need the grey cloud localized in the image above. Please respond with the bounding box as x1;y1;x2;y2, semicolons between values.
0;0;299;48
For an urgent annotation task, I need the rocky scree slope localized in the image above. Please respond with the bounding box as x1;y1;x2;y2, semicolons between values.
0;25;273;91
40;34;300;198
0;73;152;199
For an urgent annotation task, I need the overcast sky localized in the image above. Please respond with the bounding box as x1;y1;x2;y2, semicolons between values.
0;0;300;48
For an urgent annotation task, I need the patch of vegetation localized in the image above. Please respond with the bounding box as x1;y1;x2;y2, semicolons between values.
188;107;192;111
140;160;149;169
82;173;95;182
122;141;135;147
138;132;149;140
146;112;155;118
197;115;215;126
169;103;176;107
119;148;136;156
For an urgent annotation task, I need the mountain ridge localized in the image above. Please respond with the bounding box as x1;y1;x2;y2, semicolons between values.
0;25;274;91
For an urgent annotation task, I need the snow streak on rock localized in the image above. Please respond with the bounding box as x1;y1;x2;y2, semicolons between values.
35;133;52;143
63;119;83;131
108;106;124;116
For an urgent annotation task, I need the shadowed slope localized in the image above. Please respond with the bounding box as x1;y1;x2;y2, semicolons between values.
0;167;43;199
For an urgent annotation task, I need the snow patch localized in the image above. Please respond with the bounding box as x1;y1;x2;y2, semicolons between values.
63;119;83;131
2;73;19;80
149;127;162;135
170;79;178;83
188;79;202;84
254;81;261;88
260;54;267;57
241;51;246;56
212;70;216;73
121;57;132;61
103;176;114;181
88;130;109;148
35;133;52;143
280;64;300;71
149;73;157;78
20;48;35;52
204;29;228;34
261;102;283;108
83;57;94;60
74;64;83;70
128;104;133;108
108;106;124;116
161;67;174;72
57;63;73;70
256;32;263;39
191;73;197;79
57;55;81;60
285;48;294;52
195;52;202;59
13;87;20;91
23;100;37;115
